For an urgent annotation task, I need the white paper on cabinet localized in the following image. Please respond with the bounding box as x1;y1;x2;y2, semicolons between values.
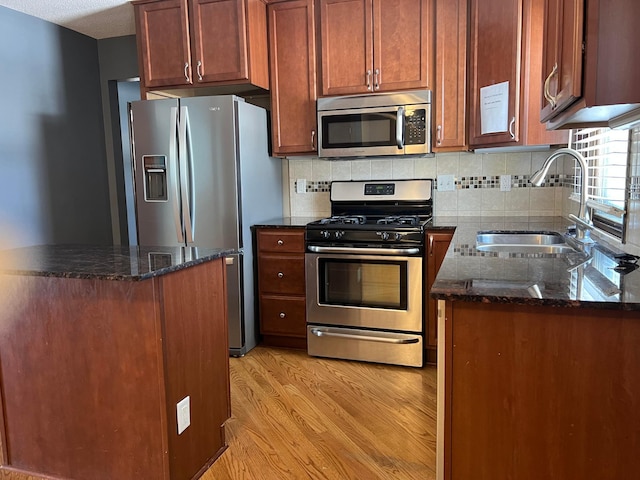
480;81;509;135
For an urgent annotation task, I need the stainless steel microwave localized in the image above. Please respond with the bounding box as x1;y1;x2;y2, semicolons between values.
317;90;432;158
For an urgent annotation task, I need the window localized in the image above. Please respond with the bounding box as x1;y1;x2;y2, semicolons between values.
570;128;631;239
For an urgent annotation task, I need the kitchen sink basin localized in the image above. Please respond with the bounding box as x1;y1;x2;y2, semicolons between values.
476;230;580;254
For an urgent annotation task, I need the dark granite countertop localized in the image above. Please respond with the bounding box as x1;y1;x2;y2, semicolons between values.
0;245;236;281
430;216;640;310
252;216;323;228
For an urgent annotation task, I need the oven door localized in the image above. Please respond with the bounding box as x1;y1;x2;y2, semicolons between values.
305;251;423;332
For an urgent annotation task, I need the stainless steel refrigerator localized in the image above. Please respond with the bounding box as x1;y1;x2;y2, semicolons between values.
129;95;282;356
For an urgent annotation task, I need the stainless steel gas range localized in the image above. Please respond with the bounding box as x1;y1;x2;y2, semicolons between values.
305;179;433;367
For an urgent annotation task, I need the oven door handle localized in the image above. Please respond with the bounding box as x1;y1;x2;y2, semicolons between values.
310;328;420;345
307;245;420;255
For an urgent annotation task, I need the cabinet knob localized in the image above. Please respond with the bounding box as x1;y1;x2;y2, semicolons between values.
277;272;284;278
279;312;286;319
277;239;284;246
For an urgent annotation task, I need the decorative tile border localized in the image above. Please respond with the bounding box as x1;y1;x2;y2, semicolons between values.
630;176;640;201
295;180;330;193
440;174;567;191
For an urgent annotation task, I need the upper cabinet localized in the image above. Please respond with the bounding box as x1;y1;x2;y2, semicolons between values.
268;0;318;156
433;0;467;152
319;0;433;96
541;0;640;129
468;0;567;148
133;0;269;96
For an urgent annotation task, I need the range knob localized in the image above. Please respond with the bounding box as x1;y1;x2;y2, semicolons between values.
394;232;403;241
377;231;390;241
320;230;331;239
334;230;345;240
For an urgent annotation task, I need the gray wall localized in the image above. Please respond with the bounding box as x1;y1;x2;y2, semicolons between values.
0;6;112;249
96;35;140;245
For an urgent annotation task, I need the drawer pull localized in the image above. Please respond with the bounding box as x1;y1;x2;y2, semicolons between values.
277;272;284;278
279;312;286;318
277;239;284;245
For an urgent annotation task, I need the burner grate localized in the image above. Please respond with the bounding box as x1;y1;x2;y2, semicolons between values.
376;215;420;226
320;215;367;225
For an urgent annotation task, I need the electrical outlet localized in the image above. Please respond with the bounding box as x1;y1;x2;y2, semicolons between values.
177;396;190;435
437;174;455;192
296;178;307;194
500;175;512;192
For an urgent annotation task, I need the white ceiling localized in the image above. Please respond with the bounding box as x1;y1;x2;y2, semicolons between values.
0;0;135;39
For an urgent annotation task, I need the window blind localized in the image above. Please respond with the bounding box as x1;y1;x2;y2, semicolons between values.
569;128;631;238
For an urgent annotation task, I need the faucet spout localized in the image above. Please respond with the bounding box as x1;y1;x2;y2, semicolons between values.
530;147;592;240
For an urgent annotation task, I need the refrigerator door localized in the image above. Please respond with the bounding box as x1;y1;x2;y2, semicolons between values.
130;99;185;247
179;96;241;249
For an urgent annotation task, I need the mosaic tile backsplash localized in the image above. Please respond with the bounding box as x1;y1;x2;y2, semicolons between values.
287;150;570;218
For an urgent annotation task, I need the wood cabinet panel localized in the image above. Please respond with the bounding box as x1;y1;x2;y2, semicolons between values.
257;229;306;253
444;301;640;480
433;0;467;151
134;0;193;88
320;0;372;96
320;0;431;96
190;0;248;83
468;0;567;148
260;295;307;337
425;230;453;364
268;0;318;156
373;0;432;92
0;259;229;480
255;227;307;348
258;254;306;295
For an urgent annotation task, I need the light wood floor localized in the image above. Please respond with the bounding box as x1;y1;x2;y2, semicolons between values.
202;346;438;480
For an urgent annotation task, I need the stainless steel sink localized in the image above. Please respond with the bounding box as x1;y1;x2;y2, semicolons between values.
476;230;580;254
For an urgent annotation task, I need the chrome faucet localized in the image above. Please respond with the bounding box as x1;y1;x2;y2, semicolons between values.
530;147;593;242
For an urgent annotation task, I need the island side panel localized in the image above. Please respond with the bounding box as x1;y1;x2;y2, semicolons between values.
447;301;640;480
158;258;230;480
0;275;167;480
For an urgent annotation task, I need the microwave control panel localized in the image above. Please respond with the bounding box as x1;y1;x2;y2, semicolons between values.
405;109;426;145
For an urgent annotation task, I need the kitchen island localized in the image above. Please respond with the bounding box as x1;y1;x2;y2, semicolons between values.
430;216;640;480
0;245;234;480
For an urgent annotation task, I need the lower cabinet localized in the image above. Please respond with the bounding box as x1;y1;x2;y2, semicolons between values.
256;227;307;349
425;229;454;364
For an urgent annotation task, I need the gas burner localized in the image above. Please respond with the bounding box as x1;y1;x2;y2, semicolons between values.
376;215;421;226
319;215;367;225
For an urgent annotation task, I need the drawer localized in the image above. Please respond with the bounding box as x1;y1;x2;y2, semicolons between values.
260;295;306;337
258;254;305;295
257;228;305;253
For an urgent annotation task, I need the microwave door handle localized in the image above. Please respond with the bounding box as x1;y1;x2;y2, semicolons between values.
396;106;405;149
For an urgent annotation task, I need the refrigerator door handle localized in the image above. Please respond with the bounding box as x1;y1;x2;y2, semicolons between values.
179;106;194;243
169;106;184;243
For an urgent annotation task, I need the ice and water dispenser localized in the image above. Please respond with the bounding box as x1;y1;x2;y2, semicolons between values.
142;155;168;201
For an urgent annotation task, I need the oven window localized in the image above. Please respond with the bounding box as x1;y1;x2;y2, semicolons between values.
318;258;407;309
322;112;396;148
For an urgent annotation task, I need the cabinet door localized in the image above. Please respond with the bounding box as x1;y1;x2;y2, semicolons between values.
540;0;584;122
433;0;467;151
468;0;522;147
268;0;318;156
320;0;373;95
134;0;193;88
189;0;249;84
373;0;432;92
426;231;453;350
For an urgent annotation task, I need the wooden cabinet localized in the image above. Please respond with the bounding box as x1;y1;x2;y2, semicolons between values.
541;0;640;129
267;0;318;156
256;228;307;349
424;229;454;365
319;0;433;96
433;0;467;152
468;0;567;148
0;259;230;480
437;300;640;480
133;0;269;96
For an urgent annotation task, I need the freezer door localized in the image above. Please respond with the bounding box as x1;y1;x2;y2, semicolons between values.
180;96;240;249
130;98;185;247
